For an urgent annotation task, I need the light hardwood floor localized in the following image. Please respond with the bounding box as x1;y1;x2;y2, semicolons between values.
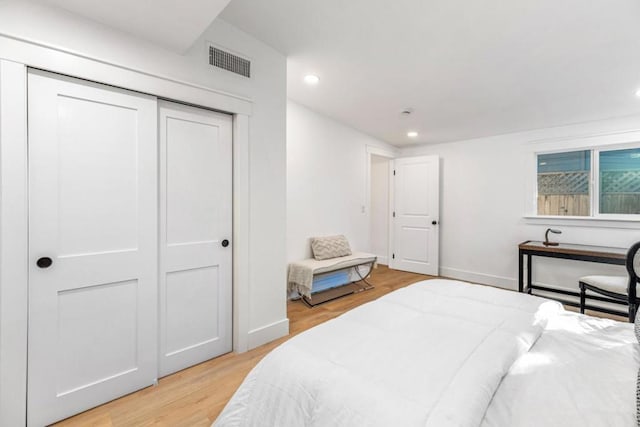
55;265;431;427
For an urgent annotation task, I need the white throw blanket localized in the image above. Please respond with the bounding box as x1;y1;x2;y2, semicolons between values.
214;279;562;427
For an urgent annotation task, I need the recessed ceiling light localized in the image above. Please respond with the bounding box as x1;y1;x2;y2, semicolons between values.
407;131;418;138
304;74;320;85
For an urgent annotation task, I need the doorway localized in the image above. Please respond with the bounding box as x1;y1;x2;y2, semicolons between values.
370;154;391;265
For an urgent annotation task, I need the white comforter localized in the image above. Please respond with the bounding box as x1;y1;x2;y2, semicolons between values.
482;311;638;427
215;279;562;427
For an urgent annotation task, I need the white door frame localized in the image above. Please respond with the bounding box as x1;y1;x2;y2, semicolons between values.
0;35;252;426
365;145;396;264
0;59;29;427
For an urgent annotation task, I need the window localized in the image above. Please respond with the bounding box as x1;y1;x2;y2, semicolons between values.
536;147;640;217
599;148;640;215
537;150;590;216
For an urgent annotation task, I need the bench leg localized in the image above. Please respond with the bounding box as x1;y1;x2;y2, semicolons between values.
579;282;586;314
353;261;375;290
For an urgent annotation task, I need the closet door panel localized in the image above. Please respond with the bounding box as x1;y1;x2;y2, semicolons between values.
166;116;221;244
56;95;139;253
27;69;158;427
165;267;221;354
159;100;232;377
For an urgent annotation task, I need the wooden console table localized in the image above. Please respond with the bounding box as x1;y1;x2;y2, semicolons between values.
518;240;627;310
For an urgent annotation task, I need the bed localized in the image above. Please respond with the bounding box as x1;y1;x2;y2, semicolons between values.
214;279;639;426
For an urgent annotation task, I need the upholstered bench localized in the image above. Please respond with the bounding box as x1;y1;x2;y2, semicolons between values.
288;235;377;306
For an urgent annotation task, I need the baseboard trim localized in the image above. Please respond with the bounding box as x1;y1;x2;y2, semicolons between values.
375;255;388;265
439;267;516;290
247;318;289;350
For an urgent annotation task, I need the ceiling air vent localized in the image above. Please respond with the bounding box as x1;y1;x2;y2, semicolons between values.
209;45;251;78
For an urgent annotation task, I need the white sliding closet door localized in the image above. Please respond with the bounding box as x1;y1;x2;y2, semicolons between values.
159;101;232;377
27;70;158;426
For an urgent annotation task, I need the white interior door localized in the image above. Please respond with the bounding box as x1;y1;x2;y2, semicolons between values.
27;70;158;426
159;101;232;377
390;156;440;275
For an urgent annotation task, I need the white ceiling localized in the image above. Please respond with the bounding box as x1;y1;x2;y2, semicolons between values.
36;0;232;52
221;0;640;146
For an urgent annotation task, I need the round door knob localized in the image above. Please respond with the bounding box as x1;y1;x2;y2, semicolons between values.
37;257;53;268
432;220;438;225
221;239;230;248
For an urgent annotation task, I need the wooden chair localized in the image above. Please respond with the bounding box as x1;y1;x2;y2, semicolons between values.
579;241;640;322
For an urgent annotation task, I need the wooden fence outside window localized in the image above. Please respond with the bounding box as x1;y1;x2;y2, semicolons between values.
537;170;640;215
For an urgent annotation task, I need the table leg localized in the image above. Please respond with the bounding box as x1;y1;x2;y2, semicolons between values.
518;249;524;293
526;254;532;294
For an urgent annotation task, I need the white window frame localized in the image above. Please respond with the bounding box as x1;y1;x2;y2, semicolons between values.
524;129;640;227
591;148;599;217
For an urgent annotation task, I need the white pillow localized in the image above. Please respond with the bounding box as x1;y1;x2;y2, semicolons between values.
310;235;352;260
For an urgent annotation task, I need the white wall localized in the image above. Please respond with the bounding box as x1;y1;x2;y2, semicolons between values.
0;1;260;104
370;155;390;264
400;115;640;293
287;100;396;262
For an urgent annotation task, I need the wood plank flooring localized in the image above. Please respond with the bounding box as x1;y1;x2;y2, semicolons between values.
55;265;431;427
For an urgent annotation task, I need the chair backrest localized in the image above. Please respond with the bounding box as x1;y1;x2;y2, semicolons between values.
627;242;640;280
626;241;640;299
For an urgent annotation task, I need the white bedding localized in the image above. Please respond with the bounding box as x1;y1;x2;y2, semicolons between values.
214;279;562;427
482;311;638;427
